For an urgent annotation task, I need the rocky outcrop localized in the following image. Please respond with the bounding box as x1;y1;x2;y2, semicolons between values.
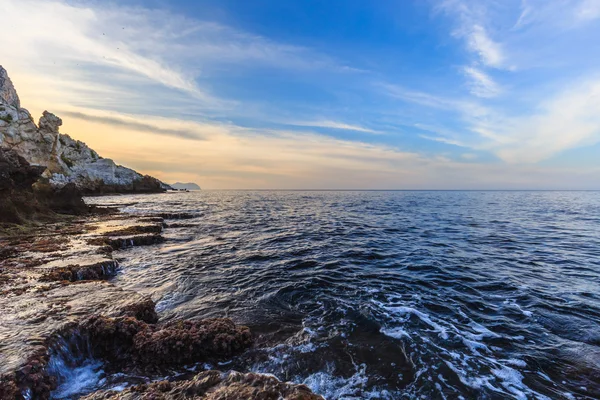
0;67;19;110
82;370;324;400
0;147;87;223
0;65;169;195
80;316;252;370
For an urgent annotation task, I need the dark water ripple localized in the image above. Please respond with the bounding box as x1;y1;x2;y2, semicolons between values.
84;191;600;399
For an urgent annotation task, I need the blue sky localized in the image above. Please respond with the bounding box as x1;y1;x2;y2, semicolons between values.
2;0;600;188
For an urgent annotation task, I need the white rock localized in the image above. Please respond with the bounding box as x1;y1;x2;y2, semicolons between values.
0;65;168;193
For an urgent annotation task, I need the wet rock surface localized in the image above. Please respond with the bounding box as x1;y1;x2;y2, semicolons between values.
81;370;324;400
0;210;321;400
0;281;157;399
0;213;165;398
1;203;322;400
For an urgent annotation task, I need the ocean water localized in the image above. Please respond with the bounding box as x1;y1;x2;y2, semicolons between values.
79;191;600;399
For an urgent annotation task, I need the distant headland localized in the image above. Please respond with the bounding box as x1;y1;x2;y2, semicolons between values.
170;182;201;191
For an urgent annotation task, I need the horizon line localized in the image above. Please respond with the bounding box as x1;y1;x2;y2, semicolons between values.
167;189;600;192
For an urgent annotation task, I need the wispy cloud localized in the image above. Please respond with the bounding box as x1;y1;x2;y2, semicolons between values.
378;83;459;109
574;0;600;22
60;111;208;141
385;74;600;164
465;25;505;68
492;78;600;163
0;0;356;115
1;0;598;188
437;0;506;69
65;106;600;189
286;120;379;133
462;66;502;98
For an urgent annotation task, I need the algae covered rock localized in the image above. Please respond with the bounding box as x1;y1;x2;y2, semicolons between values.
82;370;324;400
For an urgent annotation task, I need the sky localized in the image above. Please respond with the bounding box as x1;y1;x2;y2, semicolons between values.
1;0;600;189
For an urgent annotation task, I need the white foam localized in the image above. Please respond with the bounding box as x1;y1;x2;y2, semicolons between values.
381;305;449;340
303;363;392;400
51;359;104;399
504;300;533;317
490;366;528;400
380;326;410;339
504;359;527;368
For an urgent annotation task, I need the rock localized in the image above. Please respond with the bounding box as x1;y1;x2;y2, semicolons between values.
156;212;196;220
39;260;119;283
33;181;89;216
0;146;91;223
81;370;324;400
0;211;254;399
0;67;19;109
0;282;158;399
0;65;170;195
38;111;62;135
0;146;45;191
0;147;51;223
81;316;252;369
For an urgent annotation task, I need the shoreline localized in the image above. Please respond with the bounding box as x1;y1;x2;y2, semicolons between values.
0;204;323;399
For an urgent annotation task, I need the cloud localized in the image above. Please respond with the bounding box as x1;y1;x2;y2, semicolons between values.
465;25;505;68
491;78;600;163
462;66;502;98
60;111;207;141
437;0;506;69
64;106;600;189
378;83;460;109
0;0;356;116
2;0;598;188
575;0;600;22
286;120;378;133
0;0;207;97
382;73;600;164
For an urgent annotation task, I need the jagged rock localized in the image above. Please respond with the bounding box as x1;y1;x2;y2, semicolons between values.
38;111;62;134
0;67;19;109
81;370;324;400
0;65;169;195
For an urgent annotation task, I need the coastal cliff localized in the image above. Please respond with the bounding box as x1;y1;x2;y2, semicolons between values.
0;66;169;196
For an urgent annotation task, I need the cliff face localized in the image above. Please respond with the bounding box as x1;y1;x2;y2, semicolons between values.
0;66;169;194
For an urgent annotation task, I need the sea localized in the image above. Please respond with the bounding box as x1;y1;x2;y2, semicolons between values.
54;191;600;399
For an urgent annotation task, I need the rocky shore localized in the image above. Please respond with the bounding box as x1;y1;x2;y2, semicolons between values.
0;207;323;399
0;66;323;399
